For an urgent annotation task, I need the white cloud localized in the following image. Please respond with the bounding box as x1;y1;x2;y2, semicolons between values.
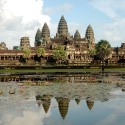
89;0;125;47
0;109;51;125
0;98;51;125
0;0;51;49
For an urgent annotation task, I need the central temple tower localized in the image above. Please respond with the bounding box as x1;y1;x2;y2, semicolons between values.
55;15;70;39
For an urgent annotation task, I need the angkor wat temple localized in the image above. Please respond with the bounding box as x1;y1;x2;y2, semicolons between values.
0;15;125;66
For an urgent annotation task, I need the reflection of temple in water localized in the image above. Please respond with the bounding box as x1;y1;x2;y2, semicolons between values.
1;73;125;119
0;73;98;84
36;94;52;113
35;95;95;119
75;98;81;105
0;73;124;103
86;97;94;110
56;97;70;119
0;73;125;85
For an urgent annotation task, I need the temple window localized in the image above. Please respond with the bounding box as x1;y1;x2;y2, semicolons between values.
68;55;70;59
76;45;79;47
1;57;4;60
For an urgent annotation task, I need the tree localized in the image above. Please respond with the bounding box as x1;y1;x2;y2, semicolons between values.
96;40;111;71
52;45;67;64
89;49;96;64
37;47;45;57
22;47;31;63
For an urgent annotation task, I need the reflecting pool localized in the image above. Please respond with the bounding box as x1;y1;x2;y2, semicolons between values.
0;72;125;125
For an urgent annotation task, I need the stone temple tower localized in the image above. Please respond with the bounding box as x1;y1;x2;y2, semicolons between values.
35;28;41;47
55;15;70;39
20;37;30;49
41;23;50;45
85;25;95;49
35;23;50;47
41;23;50;40
74;30;81;39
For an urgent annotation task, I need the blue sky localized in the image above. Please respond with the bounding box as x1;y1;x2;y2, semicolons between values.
42;0;125;47
0;0;125;48
43;0;109;25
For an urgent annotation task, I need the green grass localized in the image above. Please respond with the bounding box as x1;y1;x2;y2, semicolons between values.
0;68;99;73
0;67;125;73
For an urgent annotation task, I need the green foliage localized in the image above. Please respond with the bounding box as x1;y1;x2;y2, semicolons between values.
89;49;96;57
37;47;45;57
96;40;111;60
96;40;111;71
52;45;67;63
22;47;31;59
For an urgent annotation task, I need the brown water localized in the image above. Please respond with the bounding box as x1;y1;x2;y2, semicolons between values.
0;72;125;125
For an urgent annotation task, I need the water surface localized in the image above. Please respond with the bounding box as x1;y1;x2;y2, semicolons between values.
0;72;125;125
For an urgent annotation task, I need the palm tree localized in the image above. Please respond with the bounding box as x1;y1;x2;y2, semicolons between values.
96;40;111;71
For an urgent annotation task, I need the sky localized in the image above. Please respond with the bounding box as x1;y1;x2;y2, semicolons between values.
0;0;125;49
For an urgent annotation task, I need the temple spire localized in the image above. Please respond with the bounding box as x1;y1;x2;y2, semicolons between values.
56;15;70;39
35;28;42;47
85;25;95;49
74;30;81;39
41;23;50;39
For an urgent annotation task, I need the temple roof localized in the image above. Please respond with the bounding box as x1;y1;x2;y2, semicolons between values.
0;50;22;54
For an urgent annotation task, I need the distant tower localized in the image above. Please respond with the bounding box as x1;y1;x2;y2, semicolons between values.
0;42;8;50
20;37;30;49
56;15;70;39
74;30;81;39
41;23;50;39
85;25;95;49
35;28;42;47
35;23;50;47
41;23;50;46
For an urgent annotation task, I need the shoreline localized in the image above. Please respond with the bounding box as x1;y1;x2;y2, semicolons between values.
0;68;125;73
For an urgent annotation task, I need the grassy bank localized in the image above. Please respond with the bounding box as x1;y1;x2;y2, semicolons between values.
0;68;125;73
